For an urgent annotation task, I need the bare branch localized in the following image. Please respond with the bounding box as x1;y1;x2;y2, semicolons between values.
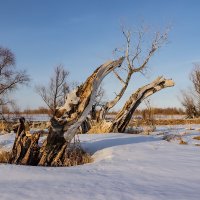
102;26;169;116
35;65;70;116
113;69;126;85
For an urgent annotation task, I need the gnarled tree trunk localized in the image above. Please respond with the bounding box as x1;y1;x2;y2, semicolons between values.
109;76;175;132
9;57;124;166
9;118;40;165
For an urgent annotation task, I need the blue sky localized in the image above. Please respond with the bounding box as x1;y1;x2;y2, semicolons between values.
0;0;200;110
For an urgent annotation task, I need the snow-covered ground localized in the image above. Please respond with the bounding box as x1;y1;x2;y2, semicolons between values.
0;125;200;200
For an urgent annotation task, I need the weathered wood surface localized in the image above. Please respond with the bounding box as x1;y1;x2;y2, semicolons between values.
9;118;40;165
109;76;175;132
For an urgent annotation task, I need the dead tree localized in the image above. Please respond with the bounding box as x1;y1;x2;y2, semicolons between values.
88;76;174;133
181;64;200;118
9;57;124;166
99;27;168;120
181;90;198;118
78;27;169;134
109;77;174;132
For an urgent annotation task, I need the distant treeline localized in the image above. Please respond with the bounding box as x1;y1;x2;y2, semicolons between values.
22;107;51;115
2;106;185;115
110;107;185;115
1;106;50;115
141;107;185;115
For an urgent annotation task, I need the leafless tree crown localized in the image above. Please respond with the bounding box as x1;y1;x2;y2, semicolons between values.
101;26;169;117
0;47;30;107
35;65;70;116
181;63;200;118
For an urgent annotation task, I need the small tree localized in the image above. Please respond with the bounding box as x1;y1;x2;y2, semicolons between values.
0;47;30;118
35;65;70;116
181;64;200;118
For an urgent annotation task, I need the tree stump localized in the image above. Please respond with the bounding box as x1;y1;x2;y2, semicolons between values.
9;117;91;166
9;117;40;165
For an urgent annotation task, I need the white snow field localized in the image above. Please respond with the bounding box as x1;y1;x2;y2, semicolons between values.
0;126;200;200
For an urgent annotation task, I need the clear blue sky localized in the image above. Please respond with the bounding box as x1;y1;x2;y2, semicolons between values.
0;0;200;110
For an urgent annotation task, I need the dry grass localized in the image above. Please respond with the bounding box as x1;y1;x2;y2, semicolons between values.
179;139;188;145
0;121;9;133
0;122;6;131
0;121;17;133
88;121;111;134
0;150;11;163
154;118;200;125
67;136;93;166
130;118;200;126
51;136;93;167
62;143;93;167
193;136;200;140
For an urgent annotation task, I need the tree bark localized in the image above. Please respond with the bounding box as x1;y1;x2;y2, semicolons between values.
109;77;174;133
9;118;40;165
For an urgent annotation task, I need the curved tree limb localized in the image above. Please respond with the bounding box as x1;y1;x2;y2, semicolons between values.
109;76;175;133
46;57;124;144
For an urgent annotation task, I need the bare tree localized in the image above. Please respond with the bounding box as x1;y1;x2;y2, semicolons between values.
181;64;200;118
0;47;30;118
190;64;200;112
35;65;70;116
99;26;169;119
80;26;169;133
181;91;197;118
